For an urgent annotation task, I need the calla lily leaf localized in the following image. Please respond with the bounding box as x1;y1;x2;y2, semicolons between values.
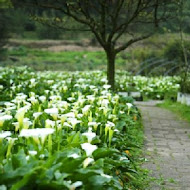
92;148;119;160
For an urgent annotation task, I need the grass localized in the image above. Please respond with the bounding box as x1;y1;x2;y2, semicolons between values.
157;100;190;123
124;120;153;189
4;48;107;71
3;32;190;72
2;47;133;71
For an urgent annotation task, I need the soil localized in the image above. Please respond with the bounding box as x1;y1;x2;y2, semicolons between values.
7;39;103;52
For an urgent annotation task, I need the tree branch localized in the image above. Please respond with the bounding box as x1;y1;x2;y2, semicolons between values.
115;33;153;54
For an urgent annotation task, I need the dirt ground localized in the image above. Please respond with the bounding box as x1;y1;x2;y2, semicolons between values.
7;39;103;52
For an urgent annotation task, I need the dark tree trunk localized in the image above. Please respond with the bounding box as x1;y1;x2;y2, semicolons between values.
106;50;116;90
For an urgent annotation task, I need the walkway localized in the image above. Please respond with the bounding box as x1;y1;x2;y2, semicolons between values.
136;101;190;190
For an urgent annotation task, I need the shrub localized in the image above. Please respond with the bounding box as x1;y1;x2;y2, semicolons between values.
163;40;190;63
0;10;10;60
36;23;63;40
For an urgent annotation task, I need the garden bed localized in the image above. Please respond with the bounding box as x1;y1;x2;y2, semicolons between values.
0;67;149;189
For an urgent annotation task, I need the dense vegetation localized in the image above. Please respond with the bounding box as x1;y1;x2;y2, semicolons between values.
0;1;190;189
0;67;149;189
0;0;190;75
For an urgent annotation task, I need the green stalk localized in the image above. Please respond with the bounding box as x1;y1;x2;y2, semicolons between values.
48;135;52;155
6;141;13;158
108;129;114;147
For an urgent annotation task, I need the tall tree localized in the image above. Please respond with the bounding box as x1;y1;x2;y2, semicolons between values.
0;0;13;59
12;0;178;89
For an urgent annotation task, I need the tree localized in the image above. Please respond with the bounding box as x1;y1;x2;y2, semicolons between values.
11;0;178;89
0;0;12;60
0;11;9;51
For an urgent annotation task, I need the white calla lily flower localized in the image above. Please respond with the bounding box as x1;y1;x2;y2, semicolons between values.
44;108;59;120
81;143;97;156
83;157;94;168
0;115;12;127
0;131;11;139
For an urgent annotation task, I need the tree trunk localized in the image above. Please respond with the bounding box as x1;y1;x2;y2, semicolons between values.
106;50;116;90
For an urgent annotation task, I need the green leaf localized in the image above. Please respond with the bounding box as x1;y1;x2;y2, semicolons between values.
46;163;62;180
59;157;85;173
66;132;85;147
116;121;126;131
10;166;44;190
125;172;137;181
11;150;27;169
92;148;119;160
72;168;103;182
88;175;111;186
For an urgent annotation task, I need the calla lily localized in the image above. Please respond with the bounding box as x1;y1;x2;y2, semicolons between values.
67;118;81;129
82;128;96;143
4;102;15;108
19;128;55;145
6;137;17;158
126;103;133;109
68;153;80;159
44;108;59;120
105;121;115;146
88;121;100;131
45;119;55;128
15;107;27;127
69;181;83;190
83;157;94;168
33;112;43;120
19;128;55;138
39;96;46;102
82;105;91;116
0;115;12;127
28;150;37;156
126;103;133;115
28;96;38;105
103;84;111;89
81;143;97;156
12;122;19;132
0;131;11;139
23;118;32;129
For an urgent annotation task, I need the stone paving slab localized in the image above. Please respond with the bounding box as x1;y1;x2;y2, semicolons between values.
136;101;190;190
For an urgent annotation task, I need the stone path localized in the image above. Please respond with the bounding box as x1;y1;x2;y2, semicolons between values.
136;101;190;190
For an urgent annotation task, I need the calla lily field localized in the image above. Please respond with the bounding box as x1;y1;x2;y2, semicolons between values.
0;66;180;189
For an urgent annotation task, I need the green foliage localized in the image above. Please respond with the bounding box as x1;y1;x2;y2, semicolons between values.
0;10;10;60
36;23;63;40
0;0;12;8
163;40;190;62
5;47;108;71
0;66;149;189
180;73;190;93
115;73;180;100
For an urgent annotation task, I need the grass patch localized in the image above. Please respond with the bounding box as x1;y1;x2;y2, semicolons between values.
157;100;190;123
3;47;134;71
123;120;152;189
4;48;107;71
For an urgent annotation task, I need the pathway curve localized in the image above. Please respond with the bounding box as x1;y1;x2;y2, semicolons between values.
136;101;190;190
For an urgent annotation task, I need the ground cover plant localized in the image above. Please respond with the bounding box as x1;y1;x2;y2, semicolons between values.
0;66;150;190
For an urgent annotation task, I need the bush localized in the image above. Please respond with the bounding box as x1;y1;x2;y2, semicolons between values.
0;10;10;60
180;73;190;93
163;40;190;63
36;23;63;39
